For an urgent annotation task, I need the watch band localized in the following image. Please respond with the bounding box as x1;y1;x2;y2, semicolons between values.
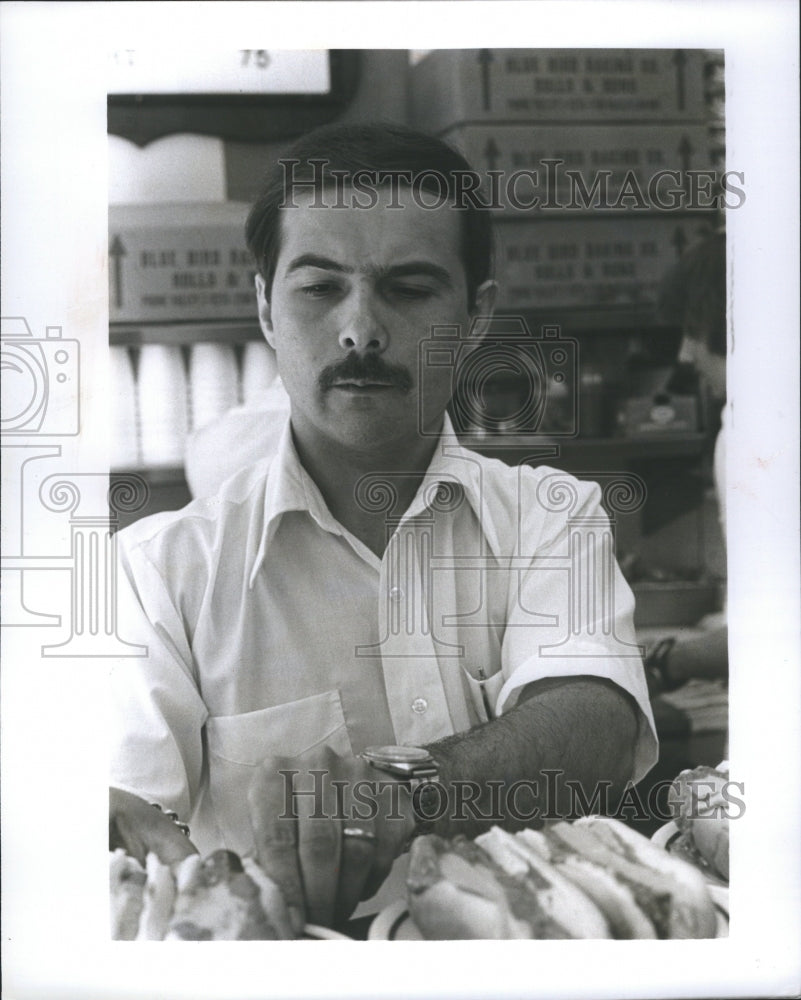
361;745;442;841
409;778;443;839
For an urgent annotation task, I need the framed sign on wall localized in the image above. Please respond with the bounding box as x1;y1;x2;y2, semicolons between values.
108;49;361;145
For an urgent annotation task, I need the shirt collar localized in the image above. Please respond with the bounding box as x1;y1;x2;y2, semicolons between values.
394;414;502;556
248;419;342;588
248;413;501;588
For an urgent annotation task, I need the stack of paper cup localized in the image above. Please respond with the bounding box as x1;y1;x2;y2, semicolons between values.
137;344;189;466
188;343;240;431
110;345;141;468
240;341;280;406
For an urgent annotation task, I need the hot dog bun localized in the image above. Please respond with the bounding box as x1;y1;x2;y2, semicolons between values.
109;848;147;940
563;817;717;938
408;830;612;940
517;828;657;939
670;764;730;881
110;849;292;940
407;818;717;939
476;826;612;938
165;849;284;940
407;836;528;939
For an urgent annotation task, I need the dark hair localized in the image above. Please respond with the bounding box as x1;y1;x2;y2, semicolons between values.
245;122;494;310
657;230;727;357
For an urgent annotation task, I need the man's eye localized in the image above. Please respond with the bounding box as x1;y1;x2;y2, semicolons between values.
390;285;435;300
301;283;338;297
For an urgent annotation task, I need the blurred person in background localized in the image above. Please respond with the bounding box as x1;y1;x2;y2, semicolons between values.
645;229;728;693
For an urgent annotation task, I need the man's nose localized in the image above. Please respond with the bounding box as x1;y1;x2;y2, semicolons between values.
338;291;387;353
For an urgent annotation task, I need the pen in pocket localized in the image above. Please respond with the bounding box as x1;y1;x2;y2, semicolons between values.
477;667;493;719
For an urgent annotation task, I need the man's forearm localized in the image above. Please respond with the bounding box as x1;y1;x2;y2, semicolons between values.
424;676;639;838
665;626;728;686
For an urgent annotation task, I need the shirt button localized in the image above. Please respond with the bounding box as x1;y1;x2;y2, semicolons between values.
389;586;404;602
411;697;428;714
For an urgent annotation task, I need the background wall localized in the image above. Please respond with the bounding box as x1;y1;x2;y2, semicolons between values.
107;47;726;615
225;50;410;202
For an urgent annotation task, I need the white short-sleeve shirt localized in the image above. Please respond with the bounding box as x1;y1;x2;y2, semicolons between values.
111;415;657;859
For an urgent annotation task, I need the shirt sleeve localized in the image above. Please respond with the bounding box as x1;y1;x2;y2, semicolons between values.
494;473;658;784
110;527;208;823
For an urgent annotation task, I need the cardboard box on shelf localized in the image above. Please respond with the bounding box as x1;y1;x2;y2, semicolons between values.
410;49;708;134
494;214;716;311
632;581;721;628
441;124;719;214
617;394;699;436
109;203;256;324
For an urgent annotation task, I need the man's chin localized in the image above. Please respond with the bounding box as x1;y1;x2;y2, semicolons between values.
338;418;420;453
291;395;448;460
320;408;427;455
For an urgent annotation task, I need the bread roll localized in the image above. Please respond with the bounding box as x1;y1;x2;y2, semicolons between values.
110;849;291;940
670;764;730;881
407;818;718;940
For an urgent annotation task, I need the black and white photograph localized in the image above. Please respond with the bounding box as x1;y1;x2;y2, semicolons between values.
1;3;799;999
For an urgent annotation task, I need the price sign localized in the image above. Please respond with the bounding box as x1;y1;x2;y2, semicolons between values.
108;49;331;95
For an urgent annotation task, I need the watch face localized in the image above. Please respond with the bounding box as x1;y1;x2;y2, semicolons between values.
363;745;432;765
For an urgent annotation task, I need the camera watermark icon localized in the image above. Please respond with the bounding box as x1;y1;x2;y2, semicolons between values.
351;455;646;665
1;315;148;656
347;313;645;673
419;317;579;444
1;317;80;436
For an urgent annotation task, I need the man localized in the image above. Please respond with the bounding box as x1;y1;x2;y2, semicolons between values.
110;123;657;932
646;229;728;692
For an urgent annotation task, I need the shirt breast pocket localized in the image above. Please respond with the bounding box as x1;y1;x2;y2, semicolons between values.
205;689;353;854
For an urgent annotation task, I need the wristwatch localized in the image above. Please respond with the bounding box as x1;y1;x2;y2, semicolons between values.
361;745;443;839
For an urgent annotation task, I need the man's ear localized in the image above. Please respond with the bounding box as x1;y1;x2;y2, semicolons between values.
255;274;276;349
467;279;498;343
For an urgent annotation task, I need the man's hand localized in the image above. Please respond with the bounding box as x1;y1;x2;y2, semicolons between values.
109;787;199;867
248;747;415;932
247;678;639;932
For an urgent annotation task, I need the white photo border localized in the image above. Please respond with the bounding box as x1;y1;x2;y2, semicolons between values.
1;3;798;998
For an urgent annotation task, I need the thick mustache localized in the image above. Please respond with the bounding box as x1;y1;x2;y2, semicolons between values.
319;353;413;393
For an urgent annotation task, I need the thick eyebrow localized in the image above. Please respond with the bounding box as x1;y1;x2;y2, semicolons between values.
286;253;354;275
285;254;455;289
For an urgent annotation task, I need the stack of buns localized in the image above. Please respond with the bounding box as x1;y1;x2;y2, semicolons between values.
110;848;293;940
112;810;728;940
407;816;720;939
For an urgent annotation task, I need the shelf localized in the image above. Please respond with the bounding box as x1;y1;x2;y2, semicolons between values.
110;468;191;532
472;432;709;464
109;310;667;345
631;581;723;629
110;320;262;346
112;432;709;487
493;305;662;334
111;465;186;485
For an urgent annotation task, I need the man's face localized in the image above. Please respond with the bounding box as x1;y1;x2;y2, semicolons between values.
256;185;493;455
